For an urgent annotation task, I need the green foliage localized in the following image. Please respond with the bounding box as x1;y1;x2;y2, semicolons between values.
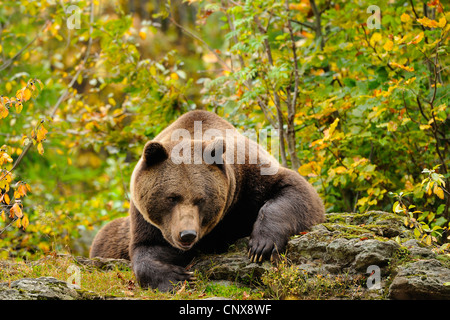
197;0;449;242
391;165;449;249
261;258;367;299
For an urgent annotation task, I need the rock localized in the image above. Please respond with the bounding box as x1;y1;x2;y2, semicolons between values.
402;239;437;259
192;253;271;285
352;239;400;271
0;277;100;300
389;259;450;300
1;211;448;300
287;231;400;272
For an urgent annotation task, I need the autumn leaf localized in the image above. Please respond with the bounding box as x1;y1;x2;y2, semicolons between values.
289;2;310;14
400;13;410;23
10;202;23;219
36;125;48;142
334;166;347;174
434;185;444;199
37;142;44;155
21;215;29;230
0;103;9;119
417;17;438;28
407;32;424;45
139;30;146;40
325;118;340;139
15;101;23;113
383;40;394;51
0;151;13;166
4;193;10;205
14;184;28;199
22;88;32;101
370;32;382;46
390;62;414;72
1;210;5;222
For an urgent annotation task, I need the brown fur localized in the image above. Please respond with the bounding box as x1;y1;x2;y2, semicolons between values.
90;110;325;291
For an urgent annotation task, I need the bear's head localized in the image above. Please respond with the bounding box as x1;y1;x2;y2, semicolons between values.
130;138;234;251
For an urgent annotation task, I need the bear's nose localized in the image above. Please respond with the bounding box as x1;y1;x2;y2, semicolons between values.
179;230;197;244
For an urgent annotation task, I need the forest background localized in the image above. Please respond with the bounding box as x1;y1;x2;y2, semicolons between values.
0;0;449;260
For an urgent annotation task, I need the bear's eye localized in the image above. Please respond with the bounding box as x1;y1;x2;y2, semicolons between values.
193;198;205;206
167;195;182;203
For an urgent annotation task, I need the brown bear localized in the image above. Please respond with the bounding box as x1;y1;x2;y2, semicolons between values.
90;110;325;291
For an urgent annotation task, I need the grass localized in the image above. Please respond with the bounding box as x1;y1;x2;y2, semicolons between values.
0;253;266;300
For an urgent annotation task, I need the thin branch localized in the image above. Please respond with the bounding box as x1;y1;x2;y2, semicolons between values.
309;0;324;50
254;15;288;167
289;19;315;30
221;2;277;127
169;13;232;72
285;0;301;169
50;0;95;119
0;217;18;236
0;21;51;73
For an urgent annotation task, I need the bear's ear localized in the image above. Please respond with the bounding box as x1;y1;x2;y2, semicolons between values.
143;141;169;166
203;138;226;169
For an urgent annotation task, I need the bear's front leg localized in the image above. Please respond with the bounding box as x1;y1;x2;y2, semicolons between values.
131;244;194;292
248;176;325;262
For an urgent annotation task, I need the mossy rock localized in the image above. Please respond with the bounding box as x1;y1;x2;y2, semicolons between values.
324;211;412;240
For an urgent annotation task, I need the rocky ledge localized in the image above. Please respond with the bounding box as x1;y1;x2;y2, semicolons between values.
1;211;449;300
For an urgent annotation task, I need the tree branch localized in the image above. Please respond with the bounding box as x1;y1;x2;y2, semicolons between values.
254;15;288;167
0;21;51;72
169;12;232;72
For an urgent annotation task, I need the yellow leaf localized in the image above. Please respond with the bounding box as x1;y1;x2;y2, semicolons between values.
37;142;44;155
417;17;438;28
427;182;434;195
405;77;416;85
36;126;48;142
401;13;411;23
1;210;5;222
408;32;424;45
383;40;394;51
23;88;32;101
15;101;23;113
21;215;29;230
438;17;447;28
324;118;339;140
289;2;310;14
390;62;414;72
10;203;23;219
298;161;319;177
5;82;12;93
0;104;9;119
15;89;24;101
335;166;347;174
139;31;146;40
434;185;444;199
419;124;431;130
371;32;382;42
170;72;179;80
4;193;10;205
